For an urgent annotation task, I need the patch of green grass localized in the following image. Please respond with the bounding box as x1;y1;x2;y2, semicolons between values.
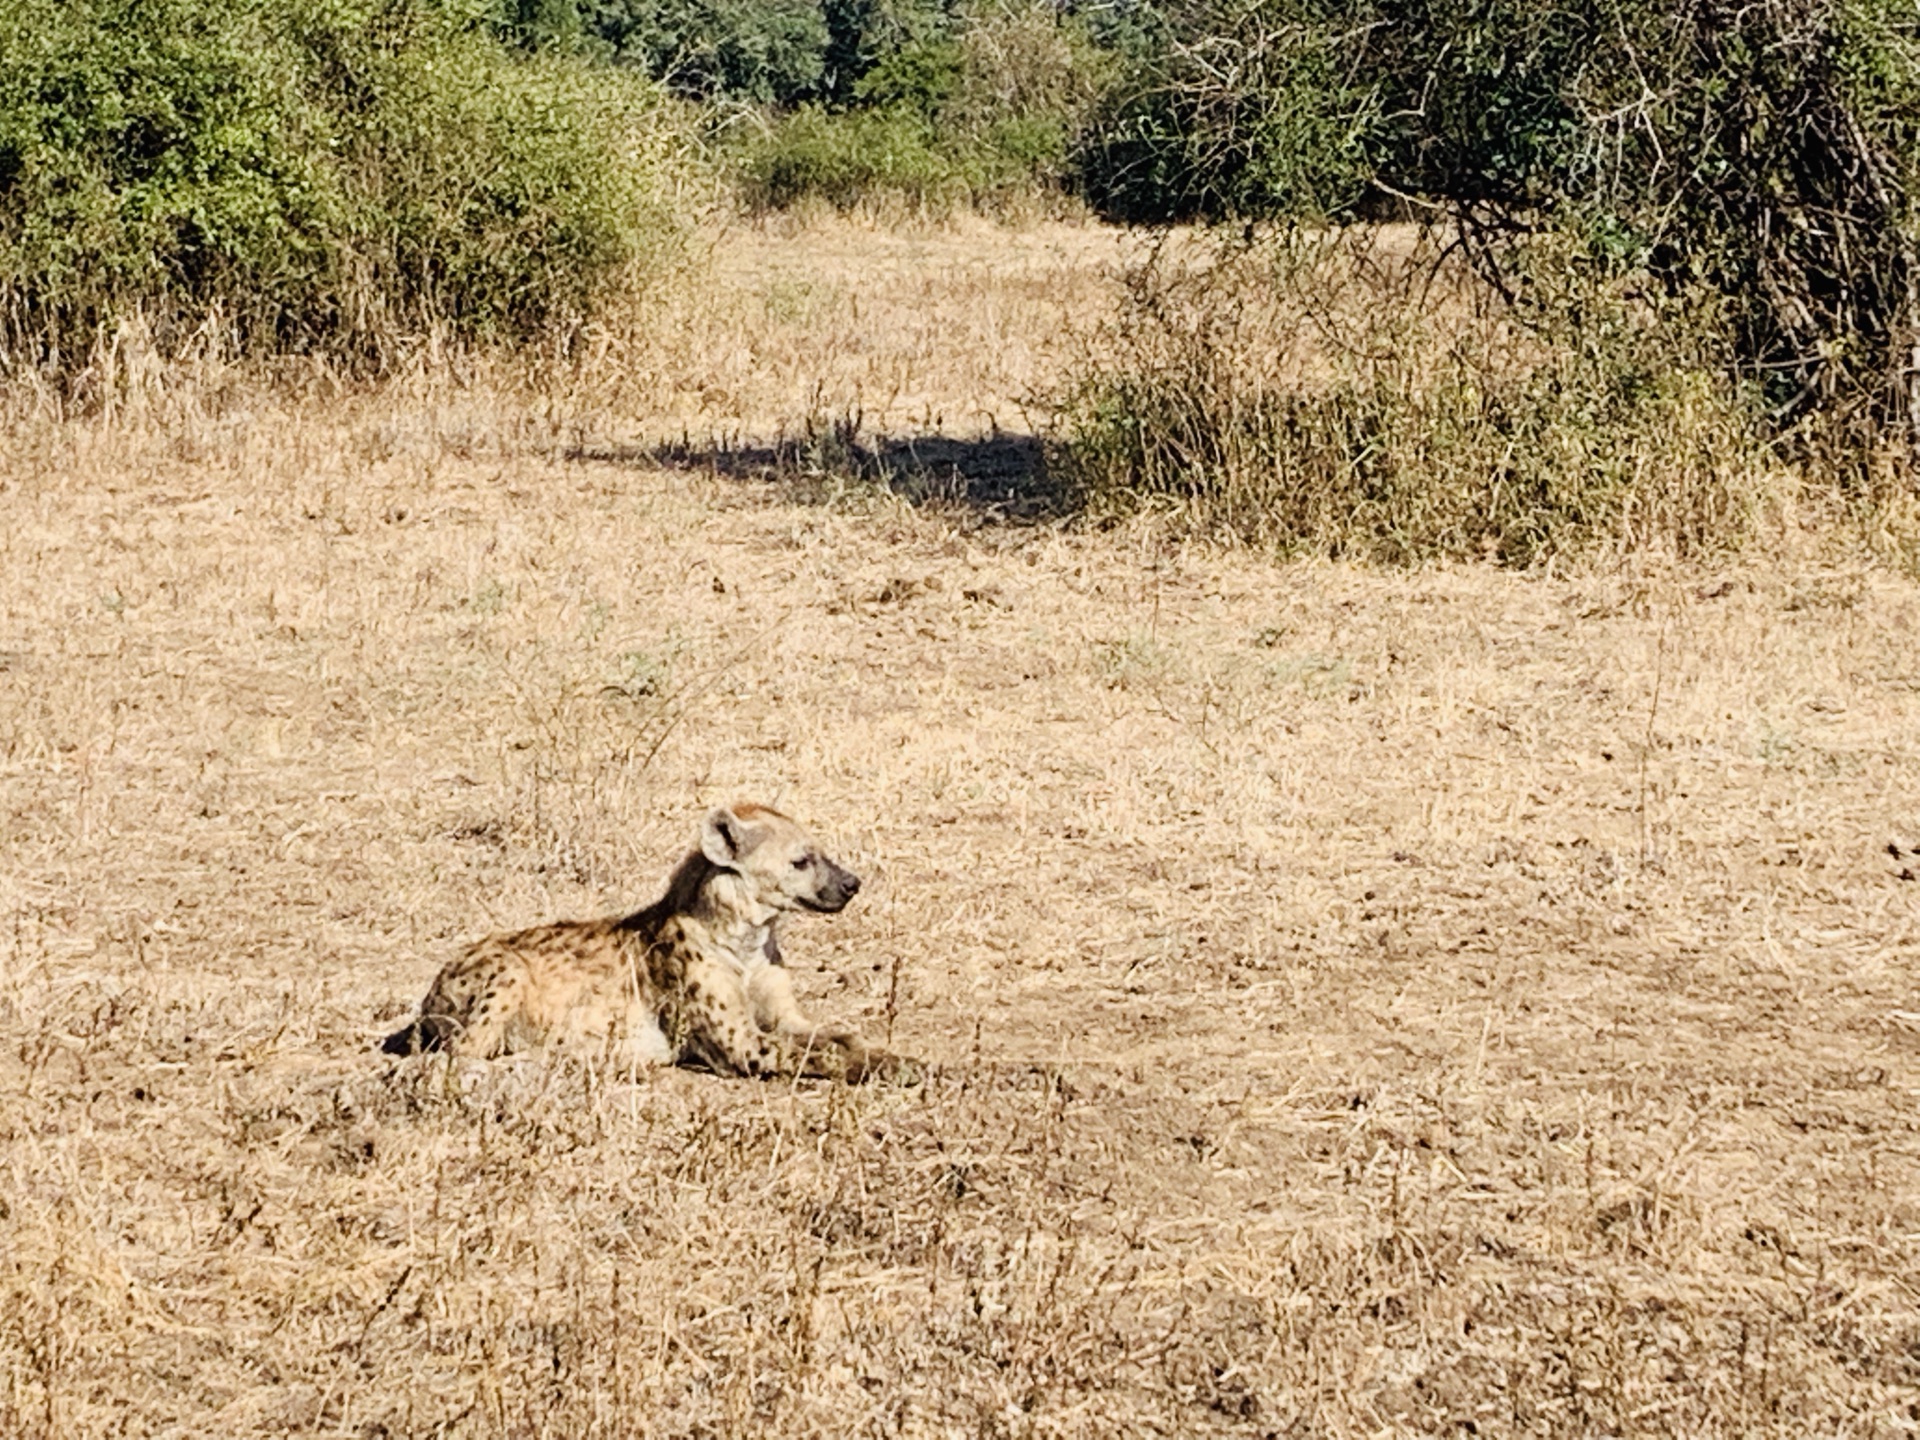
608;648;669;699
1092;632;1175;689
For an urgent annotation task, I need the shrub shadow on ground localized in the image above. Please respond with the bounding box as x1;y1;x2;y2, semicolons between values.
578;430;1068;523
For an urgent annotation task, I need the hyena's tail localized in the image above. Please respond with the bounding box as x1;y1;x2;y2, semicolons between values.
380;1014;456;1055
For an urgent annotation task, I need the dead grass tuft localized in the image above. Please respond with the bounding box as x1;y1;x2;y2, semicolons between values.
1057;227;1807;565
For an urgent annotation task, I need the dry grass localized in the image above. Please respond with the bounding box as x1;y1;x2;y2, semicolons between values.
569;211;1128;444
2;215;1919;1437
1056;227;1795;564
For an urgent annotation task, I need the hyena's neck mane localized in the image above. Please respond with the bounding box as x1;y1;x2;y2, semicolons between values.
620;850;777;949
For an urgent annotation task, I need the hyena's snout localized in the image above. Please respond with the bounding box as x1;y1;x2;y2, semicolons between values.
806;860;861;912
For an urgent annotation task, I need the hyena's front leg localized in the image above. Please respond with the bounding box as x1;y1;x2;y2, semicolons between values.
746;963;824;1034
689;1006;871;1080
671;961;868;1080
745;965;919;1084
672;971;860;1082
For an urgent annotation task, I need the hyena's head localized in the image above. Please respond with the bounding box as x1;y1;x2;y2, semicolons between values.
699;803;862;915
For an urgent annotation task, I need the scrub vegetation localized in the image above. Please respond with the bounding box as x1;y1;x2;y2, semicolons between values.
3;8;1920;1432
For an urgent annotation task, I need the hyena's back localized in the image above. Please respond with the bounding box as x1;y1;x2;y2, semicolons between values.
381;918;665;1060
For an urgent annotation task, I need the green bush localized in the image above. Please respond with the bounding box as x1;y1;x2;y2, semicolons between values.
737;0;1104;209
944;0;1108;179
0;0;686;373
742;103;965;208
1072;0;1381;223
583;0;832;104
853;35;964;110
1543;0;1920;456
582;0;959;106
1073;0;1920;467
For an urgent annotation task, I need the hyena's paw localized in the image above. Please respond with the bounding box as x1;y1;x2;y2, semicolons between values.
784;1029;867;1080
847;1046;925;1086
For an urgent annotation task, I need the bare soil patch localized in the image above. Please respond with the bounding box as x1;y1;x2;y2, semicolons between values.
2;217;1918;1436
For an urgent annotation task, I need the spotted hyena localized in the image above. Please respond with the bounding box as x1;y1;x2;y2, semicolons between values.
382;803;910;1081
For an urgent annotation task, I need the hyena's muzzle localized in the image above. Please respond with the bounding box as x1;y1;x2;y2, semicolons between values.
800;859;862;913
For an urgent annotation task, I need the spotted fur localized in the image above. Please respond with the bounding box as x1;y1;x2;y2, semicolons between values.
382;804;908;1081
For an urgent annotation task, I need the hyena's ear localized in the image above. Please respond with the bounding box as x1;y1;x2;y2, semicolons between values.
700;806;747;869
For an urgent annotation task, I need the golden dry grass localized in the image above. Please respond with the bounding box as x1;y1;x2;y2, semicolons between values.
2;215;1919;1437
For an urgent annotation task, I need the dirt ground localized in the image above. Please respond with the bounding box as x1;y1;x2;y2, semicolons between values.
2;216;1918;1437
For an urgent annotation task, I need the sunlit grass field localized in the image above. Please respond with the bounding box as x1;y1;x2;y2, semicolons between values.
2;215;1917;1436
